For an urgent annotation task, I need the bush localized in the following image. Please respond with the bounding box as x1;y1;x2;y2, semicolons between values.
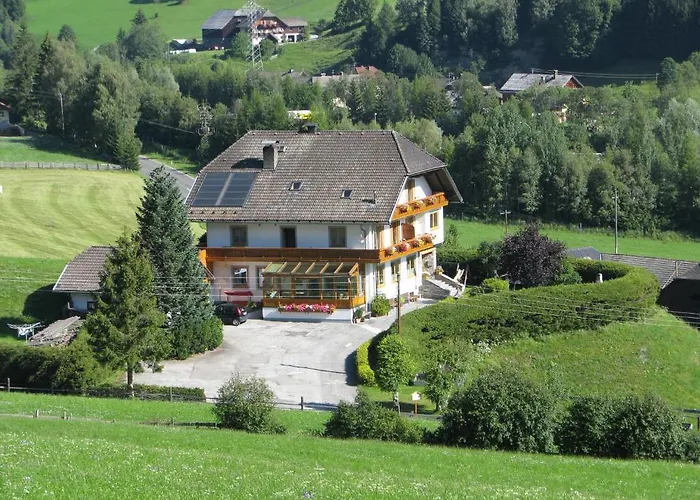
213;374;284;434
437;241;502;284
370;294;391;316
606;393;685;460
558;396;617;456
554;259;582;285
374;335;414;393
683;432;700;463
501;224;565;288
438;368;558;453
85;384;206;401
482;277;509;292
324;391;424;444
355;340;376;386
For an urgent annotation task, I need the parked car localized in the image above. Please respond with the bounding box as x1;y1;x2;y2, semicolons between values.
214;303;247;326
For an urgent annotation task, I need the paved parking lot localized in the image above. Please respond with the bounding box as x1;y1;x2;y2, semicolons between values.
134;300;433;406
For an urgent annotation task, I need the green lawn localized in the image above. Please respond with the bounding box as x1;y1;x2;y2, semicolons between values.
0;135;104;163
451;219;700;261
0;169;143;260
0;416;697;499
26;0;347;48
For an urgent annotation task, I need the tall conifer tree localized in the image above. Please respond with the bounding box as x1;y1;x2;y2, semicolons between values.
136;166;223;359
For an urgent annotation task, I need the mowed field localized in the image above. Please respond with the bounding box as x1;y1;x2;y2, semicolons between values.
26;0;359;48
0;416;698;499
452;219;700;261
0;135;103;163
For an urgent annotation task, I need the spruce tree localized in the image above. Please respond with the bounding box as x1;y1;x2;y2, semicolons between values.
86;234;168;391
136;166;223;359
6;22;38;120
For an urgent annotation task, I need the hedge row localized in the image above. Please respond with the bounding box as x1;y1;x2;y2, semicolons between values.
387;260;659;364
355;340;376;386
85;384;206;402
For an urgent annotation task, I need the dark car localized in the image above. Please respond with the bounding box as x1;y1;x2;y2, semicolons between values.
214;303;248;326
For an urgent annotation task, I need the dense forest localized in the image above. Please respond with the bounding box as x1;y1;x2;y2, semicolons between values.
2;0;700;235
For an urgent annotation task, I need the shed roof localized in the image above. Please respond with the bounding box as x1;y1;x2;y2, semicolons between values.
201;10;240;30
501;73;582;93
281;17;307;27
53;246;111;293
567;247;602;260
187;130;462;224
679;264;700;281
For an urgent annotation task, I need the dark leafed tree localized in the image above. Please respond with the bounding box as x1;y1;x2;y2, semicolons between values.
57;24;77;44
86;234;168;392
137;166;223;359
500;224;565;288
5;22;38;120
132;8;148;26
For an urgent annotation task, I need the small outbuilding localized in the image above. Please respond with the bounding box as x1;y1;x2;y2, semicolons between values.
53;246;111;314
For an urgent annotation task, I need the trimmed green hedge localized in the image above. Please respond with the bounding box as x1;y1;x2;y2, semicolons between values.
85;384;206;402
355;340;376;386
380;260;659;368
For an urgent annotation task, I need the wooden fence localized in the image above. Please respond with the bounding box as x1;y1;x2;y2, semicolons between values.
0;161;121;170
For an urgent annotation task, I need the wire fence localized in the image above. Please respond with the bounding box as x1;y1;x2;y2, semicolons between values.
0;161;121;170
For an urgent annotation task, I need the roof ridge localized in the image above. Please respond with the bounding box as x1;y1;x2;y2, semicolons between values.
391;131;409;174
391;130;445;170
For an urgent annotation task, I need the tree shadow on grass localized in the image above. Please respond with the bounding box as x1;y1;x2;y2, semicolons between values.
0;286;67;340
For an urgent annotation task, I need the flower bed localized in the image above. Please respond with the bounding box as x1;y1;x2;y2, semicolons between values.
278;303;336;314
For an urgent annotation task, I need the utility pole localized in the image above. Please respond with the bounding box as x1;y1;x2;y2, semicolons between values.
57;91;65;136
499;209;511;236
396;274;401;335
613;187;619;254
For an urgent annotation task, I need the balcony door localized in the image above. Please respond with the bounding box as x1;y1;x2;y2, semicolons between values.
281;226;297;248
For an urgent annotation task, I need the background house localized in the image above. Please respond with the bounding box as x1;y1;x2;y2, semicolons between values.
500;71;583;98
187;126;462;322
53;246;111;315
201;9;307;49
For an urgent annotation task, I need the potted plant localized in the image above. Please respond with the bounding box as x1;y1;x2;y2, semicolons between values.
410;238;421;248
398;204;409;213
426;196;438;205
420;233;434;244
353;307;364;323
411;200;424;209
385;245;395;256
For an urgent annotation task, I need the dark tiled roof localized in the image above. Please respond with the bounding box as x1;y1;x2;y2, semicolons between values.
53;246;111;293
501;73;583;93
282;17;307;27
187;130;460;223
602;253;699;289
202;10;239;30
567;247;602;260
679;264;700;281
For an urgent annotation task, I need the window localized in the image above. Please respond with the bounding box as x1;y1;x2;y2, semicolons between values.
231;267;248;287
281;226;297;248
377;264;385;287
341;189;352;199
256;266;266;289
374;225;384;249
290;181;302;191
430;212;439;229
329;226;347;248
230;226;248;247
406;178;416;201
391;261;400;282
391;221;401;245
87;301;97;313
407;256;416;277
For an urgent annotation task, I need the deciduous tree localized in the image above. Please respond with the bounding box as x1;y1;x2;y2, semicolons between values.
500;224;565;288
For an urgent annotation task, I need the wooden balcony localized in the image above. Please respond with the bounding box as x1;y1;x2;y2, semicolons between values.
201;247;381;264
378;236;435;263
391;192;448;221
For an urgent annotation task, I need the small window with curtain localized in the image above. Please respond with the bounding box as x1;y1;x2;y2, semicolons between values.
391;261;400;283
329;226;347;248
430;212;439;229
377;264;385;286
231;267;248;287
407;256;416;277
230;226;248;247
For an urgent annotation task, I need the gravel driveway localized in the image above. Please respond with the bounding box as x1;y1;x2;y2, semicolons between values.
134;300;434;406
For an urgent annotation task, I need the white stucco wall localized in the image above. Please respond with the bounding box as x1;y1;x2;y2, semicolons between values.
373;256;422;300
207;222;369;249
397;176;433;204
70;292;96;312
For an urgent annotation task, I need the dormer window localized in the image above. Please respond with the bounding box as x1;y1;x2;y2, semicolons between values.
290;181;302;191
341;189;352;199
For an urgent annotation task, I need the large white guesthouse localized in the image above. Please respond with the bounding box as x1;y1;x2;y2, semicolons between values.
187;127;462;321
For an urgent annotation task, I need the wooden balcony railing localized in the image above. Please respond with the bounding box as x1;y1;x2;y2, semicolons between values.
379;235;435;263
391;192;448;221
202;247;381;264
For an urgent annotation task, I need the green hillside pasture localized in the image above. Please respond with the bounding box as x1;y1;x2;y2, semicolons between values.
0;135;102;163
1;417;697;499
480;309;700;408
0;169;143;260
0;257;67;340
451;219;700;261
26;0;349;48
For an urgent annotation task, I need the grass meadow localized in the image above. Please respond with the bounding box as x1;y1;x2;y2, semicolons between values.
0;135;103;163
450;219;700;261
26;0;354;48
0;415;697;499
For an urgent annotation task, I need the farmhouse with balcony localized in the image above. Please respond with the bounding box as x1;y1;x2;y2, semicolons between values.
201;9;307;49
500;70;583;98
187;126;462;322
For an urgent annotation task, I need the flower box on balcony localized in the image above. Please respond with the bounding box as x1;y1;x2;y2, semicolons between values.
420;233;434;244
398;204;410;213
426;196;438;206
395;242;411;252
410;238;421;248
277;303;336;314
385;246;395;256
410;200;424;209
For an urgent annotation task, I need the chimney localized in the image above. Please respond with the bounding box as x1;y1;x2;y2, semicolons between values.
263;141;280;169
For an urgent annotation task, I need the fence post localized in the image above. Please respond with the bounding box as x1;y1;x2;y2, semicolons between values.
169;387;173;402
62;411;67;420
300;396;305;411
34;409;39;418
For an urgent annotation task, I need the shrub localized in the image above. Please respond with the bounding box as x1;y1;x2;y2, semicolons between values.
370;294;391;316
554;258;582;285
606;393;685;460
324;391;424;444
85;384;206;401
482;277;509;292
437;241;502;284
558;396;618;456
355;340;376;386
213;374;284;434
374;335;414;393
683;432;700;463
438;368;558;453
500;224;565;288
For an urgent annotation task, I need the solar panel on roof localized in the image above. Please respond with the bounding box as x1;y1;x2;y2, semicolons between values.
191;172;257;207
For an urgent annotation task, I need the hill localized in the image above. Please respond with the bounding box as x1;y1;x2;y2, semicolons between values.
0;413;697;498
450;219;700;261
25;0;347;48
